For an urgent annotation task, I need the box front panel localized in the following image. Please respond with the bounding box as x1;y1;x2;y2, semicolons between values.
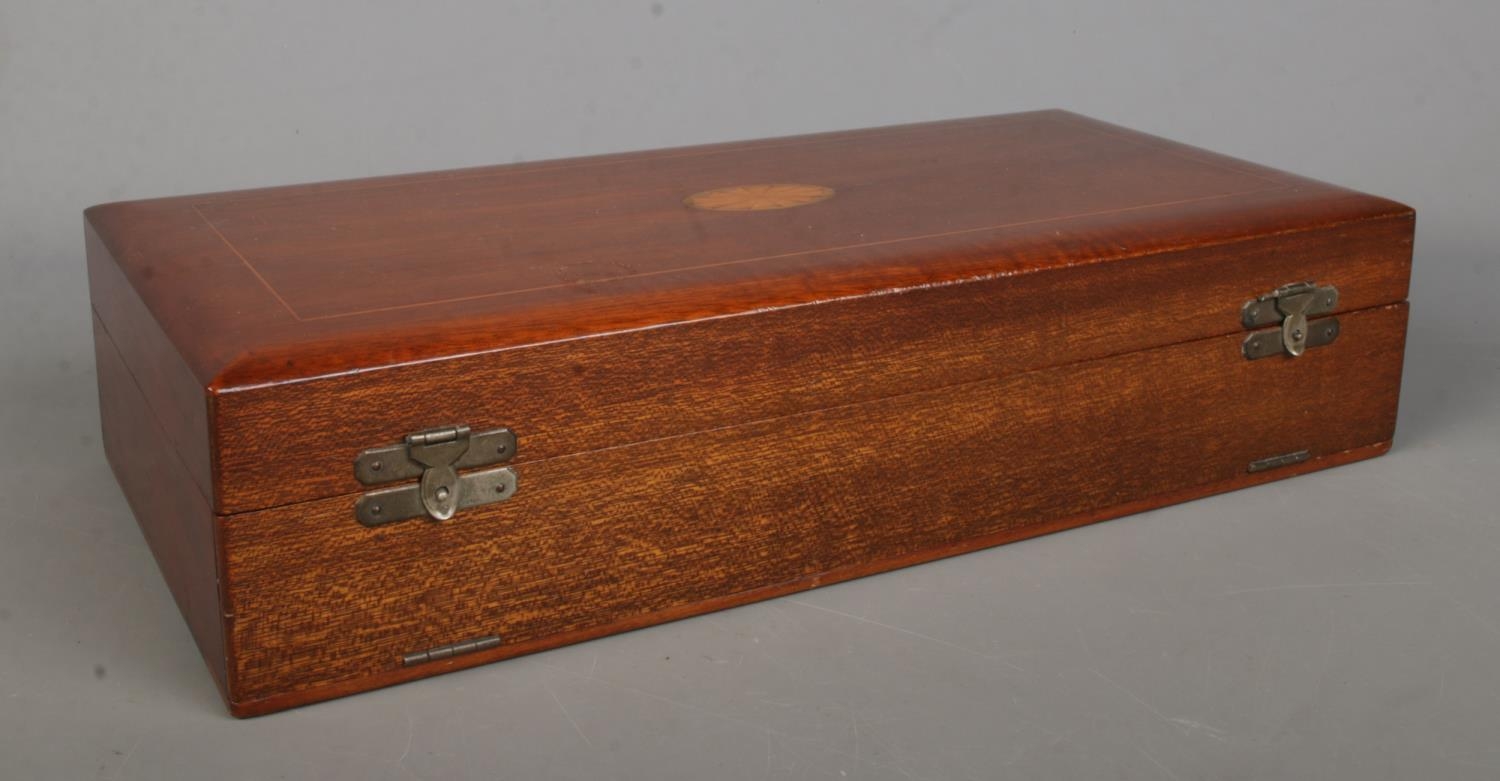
219;303;1406;714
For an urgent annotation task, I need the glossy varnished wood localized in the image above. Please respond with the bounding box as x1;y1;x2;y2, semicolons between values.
229;442;1392;718
85;110;1417;716
221;304;1406;714
214;216;1412;512
84;111;1415;513
86;110;1411;383
86;226;215;503
92;314;226;696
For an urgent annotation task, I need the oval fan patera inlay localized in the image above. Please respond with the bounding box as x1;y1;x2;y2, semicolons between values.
684;183;835;212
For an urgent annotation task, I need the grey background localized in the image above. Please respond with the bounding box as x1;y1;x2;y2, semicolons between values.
2;1;1497;778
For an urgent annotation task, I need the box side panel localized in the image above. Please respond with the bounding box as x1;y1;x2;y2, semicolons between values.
93;314;228;699
220;302;1407;715
86;221;216;504
213;214;1413;513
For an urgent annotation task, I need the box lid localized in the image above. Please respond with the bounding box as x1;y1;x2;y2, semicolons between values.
85;110;1414;513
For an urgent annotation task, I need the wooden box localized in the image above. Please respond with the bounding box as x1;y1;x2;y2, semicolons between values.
86;110;1414;716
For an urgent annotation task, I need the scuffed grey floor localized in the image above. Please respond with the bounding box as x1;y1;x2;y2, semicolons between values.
2;339;1497;780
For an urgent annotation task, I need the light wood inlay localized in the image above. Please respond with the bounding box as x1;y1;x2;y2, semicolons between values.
684;183;836;211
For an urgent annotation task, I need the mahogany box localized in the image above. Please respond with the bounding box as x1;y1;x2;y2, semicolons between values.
86;110;1414;716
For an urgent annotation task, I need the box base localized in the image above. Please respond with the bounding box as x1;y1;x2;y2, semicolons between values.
228;438;1390;718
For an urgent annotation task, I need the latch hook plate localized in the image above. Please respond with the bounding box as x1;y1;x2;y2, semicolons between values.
1241;282;1341;360
354;425;518;526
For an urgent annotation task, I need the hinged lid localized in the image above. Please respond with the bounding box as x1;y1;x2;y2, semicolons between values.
84;110;1414;514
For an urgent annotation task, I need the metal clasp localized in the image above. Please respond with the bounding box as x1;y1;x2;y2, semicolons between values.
1241;282;1341;360
354;425;517;526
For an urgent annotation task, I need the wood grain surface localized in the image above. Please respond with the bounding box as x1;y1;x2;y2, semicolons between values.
220;303;1406;714
85;110;1416;716
83;110;1411;389
92;314;226;696
211;215;1412;513
82;110;1414;515
86;224;215;504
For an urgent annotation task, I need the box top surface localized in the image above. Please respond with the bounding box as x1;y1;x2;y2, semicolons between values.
86;110;1409;390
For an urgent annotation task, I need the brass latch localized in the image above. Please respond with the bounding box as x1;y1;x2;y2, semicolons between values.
1241;282;1341;360
353;425;517;526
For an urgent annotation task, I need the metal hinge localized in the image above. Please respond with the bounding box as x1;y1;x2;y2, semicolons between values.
402;635;502;666
354;425;517;526
1248;449;1311;473
1241;282;1341;360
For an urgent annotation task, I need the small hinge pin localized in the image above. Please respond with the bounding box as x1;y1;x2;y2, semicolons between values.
407;426;464;446
1248;450;1311;473
402;635;502;667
